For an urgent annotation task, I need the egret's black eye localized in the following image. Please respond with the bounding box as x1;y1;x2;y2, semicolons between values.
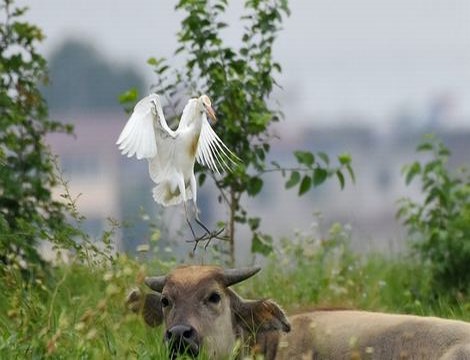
161;296;170;308
207;292;221;304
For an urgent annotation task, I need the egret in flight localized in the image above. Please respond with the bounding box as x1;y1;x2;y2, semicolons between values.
116;94;239;246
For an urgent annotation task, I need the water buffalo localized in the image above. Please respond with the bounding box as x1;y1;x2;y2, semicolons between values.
127;265;470;359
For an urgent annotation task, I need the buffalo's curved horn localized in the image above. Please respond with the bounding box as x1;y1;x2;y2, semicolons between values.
223;267;261;287
145;275;166;292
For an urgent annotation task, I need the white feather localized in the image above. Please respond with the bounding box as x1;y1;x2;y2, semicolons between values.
152;180;193;207
196;116;239;173
116;94;163;159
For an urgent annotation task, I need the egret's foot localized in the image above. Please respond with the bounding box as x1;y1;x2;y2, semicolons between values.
187;227;226;252
203;227;227;250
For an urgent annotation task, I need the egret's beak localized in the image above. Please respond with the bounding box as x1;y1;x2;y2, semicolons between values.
206;105;217;125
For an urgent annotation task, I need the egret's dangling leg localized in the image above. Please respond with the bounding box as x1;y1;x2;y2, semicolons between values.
176;176;198;241
189;174;225;250
190;173;212;235
177;175;210;250
183;202;197;241
194;214;211;234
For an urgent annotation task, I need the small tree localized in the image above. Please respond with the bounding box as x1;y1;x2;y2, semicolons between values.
397;134;470;296
123;0;354;264
0;1;80;267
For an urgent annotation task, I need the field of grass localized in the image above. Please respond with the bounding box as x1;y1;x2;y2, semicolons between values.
1;226;469;359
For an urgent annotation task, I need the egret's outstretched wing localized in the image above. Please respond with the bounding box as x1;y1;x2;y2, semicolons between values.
117;94;174;160
196;115;240;174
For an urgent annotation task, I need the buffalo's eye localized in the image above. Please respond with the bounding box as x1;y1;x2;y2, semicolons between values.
161;296;170;308
207;292;221;304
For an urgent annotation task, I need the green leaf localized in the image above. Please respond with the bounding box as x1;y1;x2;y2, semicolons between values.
255;147;265;161
248;217;260;231
294;150;314;166
299;175;312;196
317;152;329;165
346;164;356;183
251;233;273;256
280;0;291;16
247;177;263;196
175;46;185;55
253;112;272;127
438;144;451;157
270;160;280;169
156;65;169;75
424;160;441;175
338;152;352;165
417;142;433;152
118;88;139;112
405;162;421;185
118;88;138;104
313;168;328;186
285;171;300;189
198;172;206;187
337;170;345;189
147;57;159;66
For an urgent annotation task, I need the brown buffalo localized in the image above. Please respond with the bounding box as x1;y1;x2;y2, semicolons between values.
127;265;470;359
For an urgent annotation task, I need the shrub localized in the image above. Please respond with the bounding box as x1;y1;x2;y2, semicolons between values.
0;0;83;269
397;135;470;296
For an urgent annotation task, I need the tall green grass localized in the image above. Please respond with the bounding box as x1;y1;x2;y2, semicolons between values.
1;225;469;358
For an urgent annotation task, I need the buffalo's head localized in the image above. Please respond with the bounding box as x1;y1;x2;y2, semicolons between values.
126;265;290;359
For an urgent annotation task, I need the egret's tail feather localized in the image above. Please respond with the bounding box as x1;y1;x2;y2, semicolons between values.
152;182;193;207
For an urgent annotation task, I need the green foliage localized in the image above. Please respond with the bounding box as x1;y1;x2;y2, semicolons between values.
397;134;470;296
0;1;117;271
131;0;354;263
0;0;86;267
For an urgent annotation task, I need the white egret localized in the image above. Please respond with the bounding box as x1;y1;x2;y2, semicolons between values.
116;94;239;246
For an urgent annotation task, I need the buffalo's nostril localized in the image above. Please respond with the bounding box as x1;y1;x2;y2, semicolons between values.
183;327;194;339
166;325;199;357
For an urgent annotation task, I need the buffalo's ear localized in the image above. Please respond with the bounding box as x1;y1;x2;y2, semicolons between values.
126;289;163;327
230;291;291;334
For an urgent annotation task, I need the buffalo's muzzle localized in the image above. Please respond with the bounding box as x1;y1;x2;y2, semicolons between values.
165;324;200;358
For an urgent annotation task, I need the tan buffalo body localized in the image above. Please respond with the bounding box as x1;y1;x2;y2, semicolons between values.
277;311;470;359
126;265;470;359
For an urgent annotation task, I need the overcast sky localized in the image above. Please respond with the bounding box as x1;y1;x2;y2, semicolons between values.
22;0;470;128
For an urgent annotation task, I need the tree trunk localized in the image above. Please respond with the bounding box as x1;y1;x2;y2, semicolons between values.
228;187;236;266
